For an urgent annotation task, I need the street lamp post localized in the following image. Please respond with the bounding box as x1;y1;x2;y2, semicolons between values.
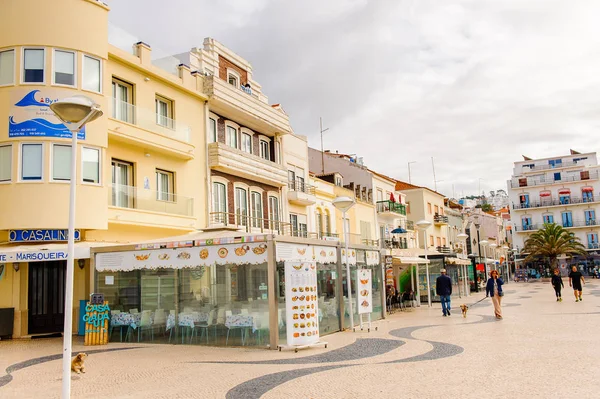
480;240;489;277
50;96;102;399
416;220;432;307
333;196;356;331
503;245;511;281
489;243;498;271
457;233;469;296
473;216;481;292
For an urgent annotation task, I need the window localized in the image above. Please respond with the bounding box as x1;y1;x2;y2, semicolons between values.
82;55;101;92
582;187;594;203
561;211;573;228
442;238;446;246
0;145;11;182
112;78;134;123
407;201;411;214
212;182;227;218
288;170;295;187
226;126;238;149
52;144;72;181
324;210;331;235
21;143;43;181
0;49;15;85
316;209;323;236
53;50;75;86
553;172;561;181
587;233;598;248
156;169;174;201
111;160;133;208
519;194;530;207
235;187;248;226
260;140;270;161
335;176;342;187
559;190;571;205
228;74;238;87
585;210;596;226
436;237;442;247
434;205;439;214
522;217;532;230
155;96;173;128
289;214;307;237
543;214;554;224
429;235;434;246
377;189;383;202
268;196;279;229
209;118;217;143
241;133;252;154
23;48;45;83
427;202;432;214
82;147;100;184
251;191;262;228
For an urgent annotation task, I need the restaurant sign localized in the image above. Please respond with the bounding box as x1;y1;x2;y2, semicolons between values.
9;229;81;242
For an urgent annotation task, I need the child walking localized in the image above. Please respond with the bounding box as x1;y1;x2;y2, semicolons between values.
551;268;564;302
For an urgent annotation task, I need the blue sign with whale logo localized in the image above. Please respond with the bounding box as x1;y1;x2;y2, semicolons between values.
9;90;85;139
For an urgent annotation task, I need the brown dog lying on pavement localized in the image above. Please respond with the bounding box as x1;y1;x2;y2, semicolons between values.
71;353;87;374
460;304;469;318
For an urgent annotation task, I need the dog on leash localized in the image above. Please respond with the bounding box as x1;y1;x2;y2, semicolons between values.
460;304;469;318
71;353;87;374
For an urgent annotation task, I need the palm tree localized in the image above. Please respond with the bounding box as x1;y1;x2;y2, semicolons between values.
522;223;587;270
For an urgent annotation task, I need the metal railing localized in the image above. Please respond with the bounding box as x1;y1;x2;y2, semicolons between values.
209;211;292;234
376;200;406;215
515;220;598;232
382;237;408;249
588;243;600;249
288;178;316;195
509;171;599;188
522;160;581;172
436;246;451;254
434;214;449;224
110;184;194;216
109;99;191;142
512;196;597;210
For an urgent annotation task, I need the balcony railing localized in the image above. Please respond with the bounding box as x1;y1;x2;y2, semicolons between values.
376;201;406;216
512;196;597;210
509;170;598;188
515;220;599;232
109;99;191;142
434;214;449;224
288;178;316;195
436;246;451;254
110;184;194;216
382;237;408;249
522;160;581;172
341;233;379;248
588;243;600;250
209;211;292;234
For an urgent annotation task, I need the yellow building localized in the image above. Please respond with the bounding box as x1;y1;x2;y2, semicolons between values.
0;0;209;337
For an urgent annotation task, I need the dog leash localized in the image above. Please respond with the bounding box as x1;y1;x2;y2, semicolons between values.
468;296;489;308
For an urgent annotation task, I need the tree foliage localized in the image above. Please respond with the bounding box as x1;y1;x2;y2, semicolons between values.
522;223;587;269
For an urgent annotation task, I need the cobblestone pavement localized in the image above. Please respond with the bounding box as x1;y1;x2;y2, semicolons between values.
2;281;600;398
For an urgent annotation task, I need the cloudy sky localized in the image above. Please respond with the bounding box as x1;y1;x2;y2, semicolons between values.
105;0;600;198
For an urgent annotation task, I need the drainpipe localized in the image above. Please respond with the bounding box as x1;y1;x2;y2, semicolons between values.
204;101;211;227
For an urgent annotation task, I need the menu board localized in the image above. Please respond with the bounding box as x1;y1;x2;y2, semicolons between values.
285;261;320;347
357;269;373;314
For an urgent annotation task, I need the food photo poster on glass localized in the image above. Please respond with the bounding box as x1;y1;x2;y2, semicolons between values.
357;269;373;314
284;261;320;347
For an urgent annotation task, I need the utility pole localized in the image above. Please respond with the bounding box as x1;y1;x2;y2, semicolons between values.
432;157;437;191
408;161;416;184
320;117;329;174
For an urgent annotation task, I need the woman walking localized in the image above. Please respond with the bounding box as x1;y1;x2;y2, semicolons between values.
486;270;504;319
551;268;564;302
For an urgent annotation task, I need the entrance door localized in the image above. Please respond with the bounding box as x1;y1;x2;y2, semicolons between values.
28;261;66;334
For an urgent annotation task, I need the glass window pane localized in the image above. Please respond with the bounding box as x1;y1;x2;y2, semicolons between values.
22;144;43;180
209;118;216;142
0;145;11;181
53;145;72;181
55;50;74;85
0;50;15;85
82;147;99;183
83;56;101;92
24;49;44;82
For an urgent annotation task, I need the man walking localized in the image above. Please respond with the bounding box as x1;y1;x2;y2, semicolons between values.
569;266;585;302
436;269;453;316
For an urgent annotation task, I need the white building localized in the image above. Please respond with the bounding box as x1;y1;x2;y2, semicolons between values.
507;151;600;257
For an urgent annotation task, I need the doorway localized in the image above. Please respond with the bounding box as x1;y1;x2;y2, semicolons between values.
28;261;66;334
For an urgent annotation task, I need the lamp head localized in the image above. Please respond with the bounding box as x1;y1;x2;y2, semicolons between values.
457;233;469;241
489;243;498;249
332;196;355;212
50;95;103;125
480;240;489;246
415;219;432;230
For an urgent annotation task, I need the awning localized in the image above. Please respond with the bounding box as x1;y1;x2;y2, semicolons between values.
539;191;551;197
582;187;594;192
558;189;571;195
393;256;430;265
445;257;471;266
0;242;118;264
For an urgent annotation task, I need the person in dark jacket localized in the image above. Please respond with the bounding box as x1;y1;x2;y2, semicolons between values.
551;268;564;302
436;269;453;316
486;269;504;319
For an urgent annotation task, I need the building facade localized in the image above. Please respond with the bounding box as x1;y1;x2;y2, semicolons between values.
508;151;600;273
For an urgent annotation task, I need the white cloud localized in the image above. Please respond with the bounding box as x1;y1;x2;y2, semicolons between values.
105;0;600;197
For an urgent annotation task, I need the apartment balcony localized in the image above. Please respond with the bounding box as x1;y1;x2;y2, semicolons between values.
434;214;449;225
376;201;406;217
208;142;288;187
341;233;379;248
520;160;584;174
406;220;414;231
108;184;195;229
512;196;598;210
382;237;409;250
436;246;451;254
588;243;600;250
287;179;316;206
509;170;599;188
209;212;291;234
515;220;600;233
204;75;292;136
108;99;194;160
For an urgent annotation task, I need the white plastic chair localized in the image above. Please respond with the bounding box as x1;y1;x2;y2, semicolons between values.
138;311;153;342
241;308;249;315
129;308;139;314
